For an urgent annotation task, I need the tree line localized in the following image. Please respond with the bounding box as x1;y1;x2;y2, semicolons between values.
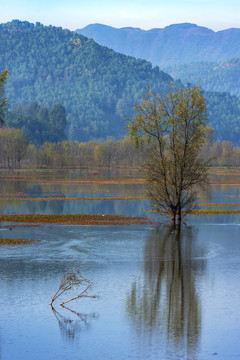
0;130;141;168
0;126;240;169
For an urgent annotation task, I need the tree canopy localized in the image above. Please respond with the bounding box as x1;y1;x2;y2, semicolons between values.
5;101;67;145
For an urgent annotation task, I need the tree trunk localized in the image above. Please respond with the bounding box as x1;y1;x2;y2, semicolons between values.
171;211;176;227
177;206;182;226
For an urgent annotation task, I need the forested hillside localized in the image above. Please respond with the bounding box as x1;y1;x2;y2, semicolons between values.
1;20;240;145
0;20;173;141
206;92;240;144
166;58;240;96
76;23;240;66
5;102;67;145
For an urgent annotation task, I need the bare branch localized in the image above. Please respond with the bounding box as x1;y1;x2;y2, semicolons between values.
50;271;98;306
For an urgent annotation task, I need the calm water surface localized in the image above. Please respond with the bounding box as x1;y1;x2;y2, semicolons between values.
0;170;240;360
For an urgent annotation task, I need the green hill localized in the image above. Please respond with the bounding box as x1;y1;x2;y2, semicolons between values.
0;20;173;141
165;59;240;96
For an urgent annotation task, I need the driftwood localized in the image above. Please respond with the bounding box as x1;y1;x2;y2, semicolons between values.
50;271;98;307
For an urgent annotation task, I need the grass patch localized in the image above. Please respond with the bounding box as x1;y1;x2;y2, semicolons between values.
0;238;36;245
0;196;148;201
148;208;240;215
224;195;240;198
198;203;240;207
0;177;145;185
0;214;154;225
189;209;240;215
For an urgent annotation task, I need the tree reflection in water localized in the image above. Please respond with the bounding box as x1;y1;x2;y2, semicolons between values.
51;305;98;342
126;226;206;358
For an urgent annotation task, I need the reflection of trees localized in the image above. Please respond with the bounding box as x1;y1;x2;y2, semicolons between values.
51;305;98;342
126;226;206;358
0;176;27;194
199;182;212;203
0;177;28;211
0;179;66;214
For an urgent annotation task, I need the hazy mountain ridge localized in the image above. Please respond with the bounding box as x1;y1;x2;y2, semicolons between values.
76;23;240;66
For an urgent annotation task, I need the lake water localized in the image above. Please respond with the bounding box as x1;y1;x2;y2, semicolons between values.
0;169;240;360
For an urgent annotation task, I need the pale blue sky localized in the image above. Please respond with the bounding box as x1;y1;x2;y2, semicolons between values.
2;0;240;31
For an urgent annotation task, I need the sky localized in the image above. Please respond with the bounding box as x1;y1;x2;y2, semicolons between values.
2;0;240;31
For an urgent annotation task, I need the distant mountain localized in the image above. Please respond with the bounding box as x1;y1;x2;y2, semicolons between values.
0;20;173;141
76;23;240;66
165;58;240;96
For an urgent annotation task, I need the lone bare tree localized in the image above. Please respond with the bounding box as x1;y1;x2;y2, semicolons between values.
128;86;208;226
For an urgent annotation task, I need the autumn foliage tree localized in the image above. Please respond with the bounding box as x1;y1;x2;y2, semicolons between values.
0;128;28;168
128;86;209;226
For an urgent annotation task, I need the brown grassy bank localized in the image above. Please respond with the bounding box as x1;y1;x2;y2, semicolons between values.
0;238;36;245
0;214;154;225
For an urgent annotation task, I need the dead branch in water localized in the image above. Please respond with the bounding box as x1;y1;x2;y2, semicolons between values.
50;271;98;306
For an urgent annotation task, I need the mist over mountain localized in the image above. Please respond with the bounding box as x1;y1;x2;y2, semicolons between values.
76;23;240;66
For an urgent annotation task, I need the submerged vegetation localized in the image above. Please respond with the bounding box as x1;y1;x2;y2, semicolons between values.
190;209;240;215
0;214;154;225
0;238;35;245
0;208;240;229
